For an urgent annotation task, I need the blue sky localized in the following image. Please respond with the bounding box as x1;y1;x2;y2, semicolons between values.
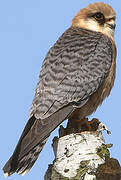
0;0;121;179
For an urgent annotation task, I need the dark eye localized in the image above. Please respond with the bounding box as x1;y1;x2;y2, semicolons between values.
93;12;104;21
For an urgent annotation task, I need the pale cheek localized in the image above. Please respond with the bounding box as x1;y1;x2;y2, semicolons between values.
85;21;100;32
76;19;99;32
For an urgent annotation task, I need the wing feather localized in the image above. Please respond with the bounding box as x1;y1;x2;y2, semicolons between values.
29;27;113;119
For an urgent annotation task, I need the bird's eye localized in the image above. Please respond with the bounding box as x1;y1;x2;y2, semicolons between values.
93;12;104;21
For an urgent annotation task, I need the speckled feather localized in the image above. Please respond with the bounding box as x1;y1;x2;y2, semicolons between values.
3;27;115;176
29;27;113;120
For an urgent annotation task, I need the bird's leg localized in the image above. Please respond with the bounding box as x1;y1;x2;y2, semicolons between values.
75;117;92;132
60;117;101;137
77;118;101;132
64;117;91;135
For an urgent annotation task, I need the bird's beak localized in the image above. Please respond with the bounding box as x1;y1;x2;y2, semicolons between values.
107;22;116;30
106;19;116;30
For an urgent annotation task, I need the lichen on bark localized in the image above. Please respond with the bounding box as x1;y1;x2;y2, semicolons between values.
44;119;121;180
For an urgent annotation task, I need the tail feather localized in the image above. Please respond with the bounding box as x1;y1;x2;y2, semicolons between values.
16;137;48;175
3;104;74;176
3;135;49;177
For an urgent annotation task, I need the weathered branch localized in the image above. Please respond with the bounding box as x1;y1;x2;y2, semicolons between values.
44;119;121;180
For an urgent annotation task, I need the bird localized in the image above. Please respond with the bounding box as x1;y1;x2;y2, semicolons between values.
3;2;117;177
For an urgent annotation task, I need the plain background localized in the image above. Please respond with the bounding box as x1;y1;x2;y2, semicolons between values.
0;0;121;179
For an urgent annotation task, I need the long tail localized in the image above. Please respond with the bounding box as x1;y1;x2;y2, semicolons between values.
3;105;74;176
4;138;49;176
3;115;49;176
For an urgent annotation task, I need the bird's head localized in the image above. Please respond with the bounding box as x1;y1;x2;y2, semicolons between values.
72;2;116;38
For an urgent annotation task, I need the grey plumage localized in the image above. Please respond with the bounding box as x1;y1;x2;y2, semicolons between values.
30;27;113;119
3;27;113;176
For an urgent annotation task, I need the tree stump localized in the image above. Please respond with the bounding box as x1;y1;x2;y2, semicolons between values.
44;118;121;180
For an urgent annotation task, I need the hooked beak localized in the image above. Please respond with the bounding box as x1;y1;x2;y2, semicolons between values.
107;23;116;30
106;18;116;30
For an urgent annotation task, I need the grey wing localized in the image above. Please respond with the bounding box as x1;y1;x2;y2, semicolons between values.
30;28;113;120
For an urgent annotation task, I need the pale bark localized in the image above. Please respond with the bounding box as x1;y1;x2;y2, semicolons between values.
44;120;121;180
